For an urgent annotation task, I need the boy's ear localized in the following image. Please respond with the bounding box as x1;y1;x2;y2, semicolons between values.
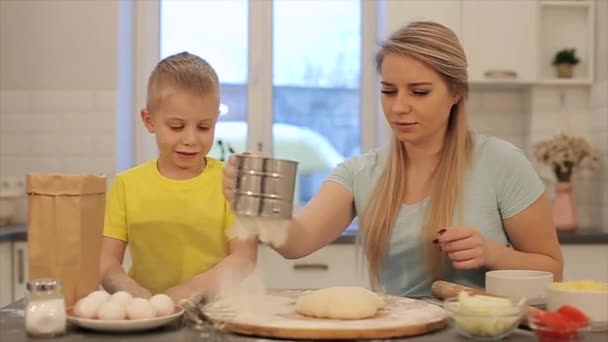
141;109;156;133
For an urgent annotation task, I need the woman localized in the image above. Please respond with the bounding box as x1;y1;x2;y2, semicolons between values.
224;21;563;297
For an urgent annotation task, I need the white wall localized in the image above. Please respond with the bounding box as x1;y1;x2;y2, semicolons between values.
0;1;119;223
591;0;608;228
0;0;605;229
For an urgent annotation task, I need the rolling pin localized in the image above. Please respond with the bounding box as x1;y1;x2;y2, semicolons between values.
431;280;542;326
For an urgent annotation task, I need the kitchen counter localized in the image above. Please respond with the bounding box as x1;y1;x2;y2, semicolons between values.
3;224;608;245
333;228;608;245
3;299;607;342
554;229;608;244
0;224;26;242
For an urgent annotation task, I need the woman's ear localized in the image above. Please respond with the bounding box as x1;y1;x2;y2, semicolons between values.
141;109;156;133
452;92;462;105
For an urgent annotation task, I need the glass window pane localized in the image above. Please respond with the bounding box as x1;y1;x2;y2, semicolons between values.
160;0;248;162
273;0;361;208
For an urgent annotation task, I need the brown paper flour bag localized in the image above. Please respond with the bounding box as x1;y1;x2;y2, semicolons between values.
26;174;107;306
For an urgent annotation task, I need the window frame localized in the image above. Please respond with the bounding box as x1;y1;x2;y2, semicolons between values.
130;0;386;165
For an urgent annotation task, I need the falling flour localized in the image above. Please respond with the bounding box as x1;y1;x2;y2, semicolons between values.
227;216;289;247
204;266;296;321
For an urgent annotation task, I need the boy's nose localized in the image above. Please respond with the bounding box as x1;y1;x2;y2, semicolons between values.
181;130;196;145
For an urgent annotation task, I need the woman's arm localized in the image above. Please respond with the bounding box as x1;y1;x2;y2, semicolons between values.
438;192;563;281
99;237;152;297
169;191;355;301
438;140;564;280
223;155;357;260
486;192;563;280
273;181;356;259
165;237;257;302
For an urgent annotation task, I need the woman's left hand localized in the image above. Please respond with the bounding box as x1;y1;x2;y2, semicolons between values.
434;226;492;269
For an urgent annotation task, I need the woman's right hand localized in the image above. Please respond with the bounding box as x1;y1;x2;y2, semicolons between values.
223;152;263;201
222;155;237;202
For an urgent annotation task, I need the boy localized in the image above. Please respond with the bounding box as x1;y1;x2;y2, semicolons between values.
99;52;257;303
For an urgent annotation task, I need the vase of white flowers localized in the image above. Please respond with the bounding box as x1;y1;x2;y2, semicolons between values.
533;133;600;231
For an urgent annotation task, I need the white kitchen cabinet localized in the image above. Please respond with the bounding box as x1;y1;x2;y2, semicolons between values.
537;0;595;84
383;0;462;40
0;242;13;308
257;244;369;290
561;245;608;283
12;241;27;301
461;0;538;84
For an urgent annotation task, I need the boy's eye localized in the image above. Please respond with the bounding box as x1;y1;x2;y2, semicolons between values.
381;89;396;95
198;126;210;131
169;125;183;130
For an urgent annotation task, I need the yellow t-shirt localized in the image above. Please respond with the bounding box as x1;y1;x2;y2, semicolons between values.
103;158;234;294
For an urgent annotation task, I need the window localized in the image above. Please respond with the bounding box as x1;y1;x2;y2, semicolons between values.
272;0;361;203
156;0;379;211
160;0;248;163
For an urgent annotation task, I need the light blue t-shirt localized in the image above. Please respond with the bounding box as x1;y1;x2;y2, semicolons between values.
326;134;545;297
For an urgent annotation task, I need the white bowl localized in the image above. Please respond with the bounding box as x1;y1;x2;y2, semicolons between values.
547;284;608;331
485;270;554;306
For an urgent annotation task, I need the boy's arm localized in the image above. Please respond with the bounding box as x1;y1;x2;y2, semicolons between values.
99;237;152;298
165;237;257;303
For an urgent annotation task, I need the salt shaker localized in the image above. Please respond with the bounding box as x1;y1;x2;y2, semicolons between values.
25;278;67;337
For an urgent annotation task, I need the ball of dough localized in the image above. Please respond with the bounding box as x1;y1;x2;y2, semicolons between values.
126;298;156;320
295;286;384;320
149;294;174;316
97;301;127;320
87;290;111;303
109;291;133;307
75;296;104;319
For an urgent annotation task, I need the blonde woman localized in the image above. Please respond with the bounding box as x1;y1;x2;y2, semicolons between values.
223;22;563;296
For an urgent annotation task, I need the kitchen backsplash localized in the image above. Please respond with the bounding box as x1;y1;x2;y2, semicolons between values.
468;87;528;149
468;86;602;229
0;90;116;177
0;90;116;224
0;85;605;228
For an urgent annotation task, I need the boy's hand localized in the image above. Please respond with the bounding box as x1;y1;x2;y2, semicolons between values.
165;283;203;304
132;286;153;299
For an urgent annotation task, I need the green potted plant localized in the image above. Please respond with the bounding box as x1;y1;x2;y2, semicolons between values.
552;48;580;78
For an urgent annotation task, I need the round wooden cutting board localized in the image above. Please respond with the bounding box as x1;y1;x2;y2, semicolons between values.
203;290;448;340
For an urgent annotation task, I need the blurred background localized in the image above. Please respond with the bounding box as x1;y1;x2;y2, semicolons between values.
0;0;606;303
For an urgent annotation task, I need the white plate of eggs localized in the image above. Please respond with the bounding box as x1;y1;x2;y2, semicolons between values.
67;290;184;332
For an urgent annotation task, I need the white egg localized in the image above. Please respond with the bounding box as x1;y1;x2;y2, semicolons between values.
126;298;156;320
97;301;126;320
75;297;103;319
87;290;111;303
109;291;133;307
149;294;175;316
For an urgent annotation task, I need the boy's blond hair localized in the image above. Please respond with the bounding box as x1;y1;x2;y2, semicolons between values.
146;51;219;112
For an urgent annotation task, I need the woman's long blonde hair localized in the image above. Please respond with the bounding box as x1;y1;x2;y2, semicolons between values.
359;21;473;290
